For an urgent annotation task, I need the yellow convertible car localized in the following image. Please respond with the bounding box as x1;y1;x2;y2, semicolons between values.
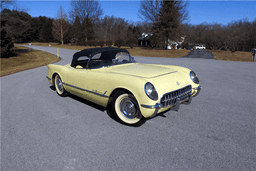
47;47;201;124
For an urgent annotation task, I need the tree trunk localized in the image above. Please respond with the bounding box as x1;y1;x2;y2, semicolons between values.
61;21;63;45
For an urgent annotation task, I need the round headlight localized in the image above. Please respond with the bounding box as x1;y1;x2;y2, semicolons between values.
144;82;158;101
190;71;199;84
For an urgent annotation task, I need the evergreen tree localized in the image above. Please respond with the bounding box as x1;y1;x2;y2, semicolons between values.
139;0;188;48
159;1;185;48
127;26;135;39
72;16;83;45
1;20;14;57
1;9;34;42
82;16;94;41
40;18;54;42
30;17;43;41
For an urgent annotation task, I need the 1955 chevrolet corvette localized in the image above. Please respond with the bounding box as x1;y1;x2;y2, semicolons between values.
47;47;201;124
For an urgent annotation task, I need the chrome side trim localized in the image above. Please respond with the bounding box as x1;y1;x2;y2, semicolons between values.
62;82;86;91
85;89;109;97
46;76;51;81
62;82;109;97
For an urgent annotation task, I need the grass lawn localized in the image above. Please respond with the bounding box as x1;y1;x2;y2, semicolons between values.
209;50;254;62
20;42;190;58
1;46;60;77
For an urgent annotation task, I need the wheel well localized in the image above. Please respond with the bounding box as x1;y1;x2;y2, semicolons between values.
107;88;134;105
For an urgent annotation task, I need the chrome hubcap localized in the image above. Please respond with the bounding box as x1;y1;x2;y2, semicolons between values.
56;76;63;92
120;98;138;118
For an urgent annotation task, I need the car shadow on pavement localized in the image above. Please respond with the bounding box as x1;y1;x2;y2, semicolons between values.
49;85;147;127
146;109;171;121
49;85;106;112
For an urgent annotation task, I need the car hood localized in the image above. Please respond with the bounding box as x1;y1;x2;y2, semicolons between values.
107;63;177;78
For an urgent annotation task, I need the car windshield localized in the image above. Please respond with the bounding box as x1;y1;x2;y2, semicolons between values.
86;52;135;69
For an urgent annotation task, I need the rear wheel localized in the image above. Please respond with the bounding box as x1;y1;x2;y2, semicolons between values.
112;91;142;124
54;74;67;97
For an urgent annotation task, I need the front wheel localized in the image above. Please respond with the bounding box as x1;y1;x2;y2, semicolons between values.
112;91;142;124
54;74;67;97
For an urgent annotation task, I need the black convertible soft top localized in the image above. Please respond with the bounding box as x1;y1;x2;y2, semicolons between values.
71;47;129;67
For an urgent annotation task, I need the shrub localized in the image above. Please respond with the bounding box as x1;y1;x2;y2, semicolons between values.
83;41;87;46
92;40;98;47
87;40;93;47
76;40;85;46
98;40;105;47
126;38;137;49
115;38;124;48
106;40;113;47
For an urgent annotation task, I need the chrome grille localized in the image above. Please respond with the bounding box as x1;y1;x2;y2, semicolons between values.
160;85;192;107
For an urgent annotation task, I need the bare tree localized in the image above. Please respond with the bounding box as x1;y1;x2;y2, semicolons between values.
52;6;70;44
138;0;162;23
95;15;130;42
70;0;102;22
0;0;16;10
112;18;129;40
101;15;116;40
183;18;256;52
69;0;102;42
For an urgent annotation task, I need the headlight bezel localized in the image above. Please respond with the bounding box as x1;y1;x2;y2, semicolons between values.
144;82;158;101
190;71;199;84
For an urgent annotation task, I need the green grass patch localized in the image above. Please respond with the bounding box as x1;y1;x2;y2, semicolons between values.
1;46;60;77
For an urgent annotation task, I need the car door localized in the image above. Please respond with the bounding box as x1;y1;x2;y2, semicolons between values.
64;66;89;99
82;67;110;106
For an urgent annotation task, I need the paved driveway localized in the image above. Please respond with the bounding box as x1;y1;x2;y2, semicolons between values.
1;46;256;170
182;49;214;59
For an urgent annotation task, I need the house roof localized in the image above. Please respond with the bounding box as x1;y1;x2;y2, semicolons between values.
138;33;153;41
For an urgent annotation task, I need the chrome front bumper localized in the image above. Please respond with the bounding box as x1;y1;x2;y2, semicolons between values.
192;86;202;97
141;86;202;118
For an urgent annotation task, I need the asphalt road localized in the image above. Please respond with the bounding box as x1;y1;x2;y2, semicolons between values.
182;49;215;59
1;46;256;170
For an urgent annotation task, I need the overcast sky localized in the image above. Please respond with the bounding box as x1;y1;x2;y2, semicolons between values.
14;0;256;25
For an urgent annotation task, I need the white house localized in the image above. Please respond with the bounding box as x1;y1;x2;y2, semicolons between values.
138;33;185;49
166;37;185;49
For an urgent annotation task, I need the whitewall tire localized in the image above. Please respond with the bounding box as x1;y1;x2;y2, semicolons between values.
54;74;67;97
112;91;142;124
